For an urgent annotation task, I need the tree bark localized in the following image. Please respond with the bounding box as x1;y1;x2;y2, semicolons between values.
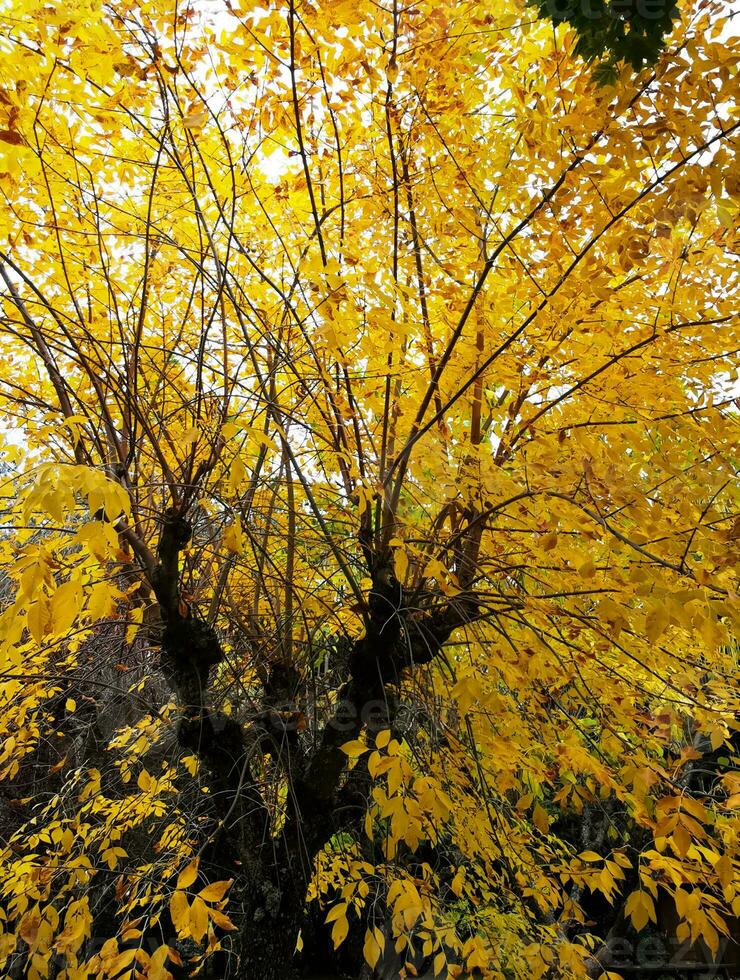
148;510;482;976
235;874;305;980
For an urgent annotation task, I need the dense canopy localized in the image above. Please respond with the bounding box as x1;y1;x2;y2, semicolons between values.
0;0;737;978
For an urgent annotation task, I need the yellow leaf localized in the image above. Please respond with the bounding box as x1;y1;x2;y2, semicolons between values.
223;523;243;555
87;582;117;622
170;891;190;936
189;896;208;943
672;824;691;858
394;546;409;582
126;606;143;644
20;557;50;597
541;531;558;551
451;868;465;897
51;579;82;634
177;859;199;890
27;599;50;644
207;907;237;931
19;908;41;946
715;854;733;888
625;890;656;931
106;948;136;976
229;457;247;493
183;107;208;130
645;602;669;643
147;946;175;980
325;902;348;924
578;557;596;578
709;726;725;751
331;914;349;949
340;740;369;758
137;769;153;792
198;879;232;903
702;920;719;956
363;926;384;969
375;729;391;749
533;803;549;832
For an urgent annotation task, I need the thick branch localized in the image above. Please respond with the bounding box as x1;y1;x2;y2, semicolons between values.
298;565;403;808
151;510;265;859
296;565;479;820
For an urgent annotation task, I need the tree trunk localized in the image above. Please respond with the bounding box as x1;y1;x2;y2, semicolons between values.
235;874;305;980
149;512;479;978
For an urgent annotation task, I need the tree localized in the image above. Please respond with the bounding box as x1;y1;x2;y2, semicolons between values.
527;0;681;80
0;0;737;978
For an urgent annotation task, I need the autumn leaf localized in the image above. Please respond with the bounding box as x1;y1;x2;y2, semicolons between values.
625;890;656;931
0;1;736;977
169;892;190;936
331;915;349;950
0;128;24;145
189;897;209;943
198;879;233;903
363;926;384;969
